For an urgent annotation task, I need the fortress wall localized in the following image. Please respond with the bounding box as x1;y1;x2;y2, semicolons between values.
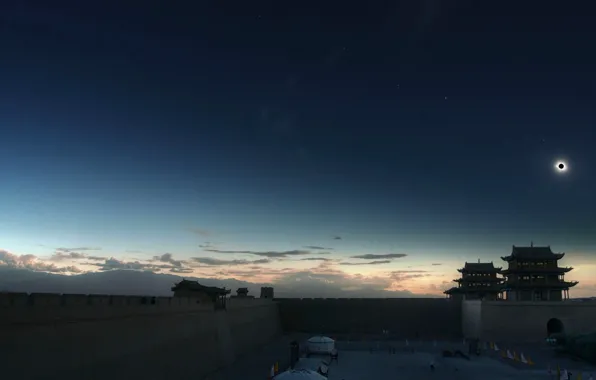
0;293;281;380
462;300;483;339
0;293;211;326
276;298;462;339
479;301;596;343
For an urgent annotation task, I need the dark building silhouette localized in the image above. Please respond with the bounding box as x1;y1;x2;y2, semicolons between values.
260;287;274;299
500;245;578;301
231;287;254;298
444;261;504;300
171;279;230;309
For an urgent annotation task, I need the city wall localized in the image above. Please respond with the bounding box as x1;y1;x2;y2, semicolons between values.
462;300;596;342
276;298;462;339
0;293;281;380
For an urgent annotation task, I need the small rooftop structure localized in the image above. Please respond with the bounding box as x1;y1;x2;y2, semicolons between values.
260;286;274;299
231;287;255;299
171;279;230;309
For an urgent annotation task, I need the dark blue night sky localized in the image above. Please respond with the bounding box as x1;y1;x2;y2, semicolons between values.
1;2;594;296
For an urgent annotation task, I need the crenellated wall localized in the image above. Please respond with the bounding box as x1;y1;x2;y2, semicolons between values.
0;292;281;380
276;298;463;339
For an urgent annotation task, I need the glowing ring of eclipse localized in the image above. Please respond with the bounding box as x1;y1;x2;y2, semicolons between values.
554;160;568;173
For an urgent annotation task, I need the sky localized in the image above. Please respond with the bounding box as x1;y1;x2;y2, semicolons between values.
0;2;595;298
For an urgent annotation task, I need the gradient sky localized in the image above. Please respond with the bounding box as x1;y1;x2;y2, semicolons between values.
1;2;595;297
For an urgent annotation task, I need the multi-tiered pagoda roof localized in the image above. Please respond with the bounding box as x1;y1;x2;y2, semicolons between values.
444;262;504;300
500;245;578;300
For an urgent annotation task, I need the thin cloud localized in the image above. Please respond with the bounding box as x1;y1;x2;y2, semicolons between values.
350;253;408;260
152;253;184;267
87;257;175;272
55;247;101;252
333;236;342;240
51;247;103;261
431;263;443;266
428;280;452;292
190;228;211;237
204;249;316;258
389;270;432;282
1;249;82;274
303;246;334;250
191;257;270;266
300;257;333;262
50;251;87;261
170;267;195;274
391;270;429;274
340;260;392;266
87;256;106;261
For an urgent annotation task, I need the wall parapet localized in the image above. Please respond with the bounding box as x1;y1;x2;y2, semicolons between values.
0;292;275;327
481;300;596;308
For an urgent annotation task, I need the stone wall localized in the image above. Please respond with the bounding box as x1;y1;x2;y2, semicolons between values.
276;298;462;339
0;293;281;380
465;300;596;343
461;300;482;339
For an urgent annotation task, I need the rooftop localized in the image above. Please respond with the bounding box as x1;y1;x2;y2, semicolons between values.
502;245;564;261
459;262;502;272
171;279;230;295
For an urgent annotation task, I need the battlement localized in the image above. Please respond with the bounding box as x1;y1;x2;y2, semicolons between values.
0;292;274;327
274;297;454;302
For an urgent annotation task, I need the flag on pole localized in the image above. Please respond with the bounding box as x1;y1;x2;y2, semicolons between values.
506;350;514;359
489;342;494;349
274;362;279;373
520;353;528;364
270;365;275;379
494;343;499;351
561;369;568;380
513;351;519;361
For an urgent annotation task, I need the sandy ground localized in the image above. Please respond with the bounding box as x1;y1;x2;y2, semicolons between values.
204;335;297;380
337;339;596;373
208;338;596;380
326;350;568;380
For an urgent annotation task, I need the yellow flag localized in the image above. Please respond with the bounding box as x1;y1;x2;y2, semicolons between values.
275;362;279;373
577;372;582;380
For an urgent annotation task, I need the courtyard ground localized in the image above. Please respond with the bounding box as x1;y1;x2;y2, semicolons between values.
206;338;596;380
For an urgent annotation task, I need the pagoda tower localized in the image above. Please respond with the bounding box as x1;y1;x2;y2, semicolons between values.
444;261;504;300
500;244;578;301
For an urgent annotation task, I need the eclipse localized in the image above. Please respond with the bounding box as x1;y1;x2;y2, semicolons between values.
554;160;568;173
